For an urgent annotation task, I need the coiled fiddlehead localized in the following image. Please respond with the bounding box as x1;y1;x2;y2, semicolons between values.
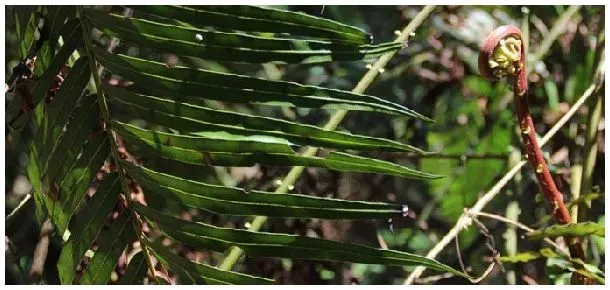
479;25;591;284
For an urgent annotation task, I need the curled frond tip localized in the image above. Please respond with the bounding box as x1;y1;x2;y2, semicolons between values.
478;25;525;81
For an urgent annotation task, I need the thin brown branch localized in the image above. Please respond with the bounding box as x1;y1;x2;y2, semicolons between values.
451;215;500;284
472;211;571;257
470;215;504;273
454;235;468;274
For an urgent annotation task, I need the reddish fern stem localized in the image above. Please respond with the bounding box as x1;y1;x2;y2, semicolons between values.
479;25;589;284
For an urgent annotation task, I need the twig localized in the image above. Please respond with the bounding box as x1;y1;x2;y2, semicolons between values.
376;229;389;250
570;164;583;221
218;5;438;271
6;193;32;227
575;95;602;220
414;272;456;284
465;260;497;284
414;268;470;284
404;47;604;284
454;235;468;274
29;219;54;282
472;211;571;257
471;215;503;273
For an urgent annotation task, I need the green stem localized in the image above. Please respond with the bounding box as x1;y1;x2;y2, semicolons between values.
578;95;602;220
578;25;605;222
504;201;520;285
570;165;583;221
77;7;158;280
218;5;437;271
520;6;530;50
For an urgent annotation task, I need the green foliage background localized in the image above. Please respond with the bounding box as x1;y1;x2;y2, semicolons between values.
4;5;605;285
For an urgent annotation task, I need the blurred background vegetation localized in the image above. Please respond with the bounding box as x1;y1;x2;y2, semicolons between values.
5;5;605;284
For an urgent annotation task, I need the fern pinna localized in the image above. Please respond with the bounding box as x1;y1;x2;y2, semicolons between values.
8;5;473;284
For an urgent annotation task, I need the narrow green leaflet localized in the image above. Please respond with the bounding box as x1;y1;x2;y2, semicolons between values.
14;6;36;40
112;120;295;154
44;6;75;52
44;95;100;181
135;204;468;279
130;5;371;44
31;18;82;105
501;249;606;284
500;248;558;263
14;6;38;59
122;161;405;219
6;14;82;135
49;133;110;234
85;8;400;64
147;241;272;285
113;122;440;179
26;149;48;225
547;257;606;284
527;222;605;240
36;56;91;165
106;85;426;153
57;174;121;284
118;252;147;285
38;6;75;68
94;48;430;119
500;252;543;264
79;213;136;285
